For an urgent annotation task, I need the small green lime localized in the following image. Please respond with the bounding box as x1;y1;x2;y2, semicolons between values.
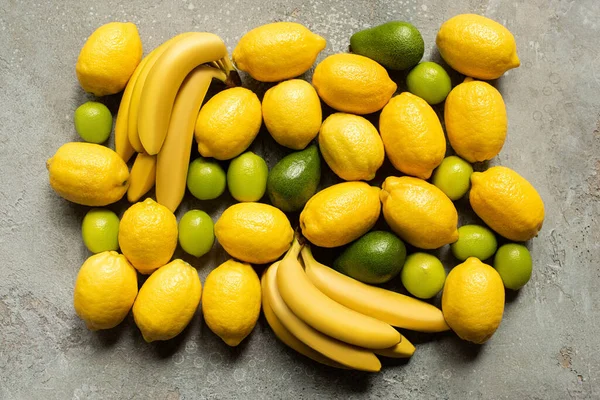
494;244;532;290
432;156;473;200
400;253;446;299
74;101;113;143
451;225;498;261
81;208;120;253
406;62;452;105
227;152;268;202
187;157;226;200
178;210;214;257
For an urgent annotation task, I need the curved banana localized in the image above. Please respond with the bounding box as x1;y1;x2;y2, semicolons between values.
374;335;415;358
301;246;450;333
264;261;381;372
127;152;156;203
138;32;229;155
114;56;144;162
277;239;400;350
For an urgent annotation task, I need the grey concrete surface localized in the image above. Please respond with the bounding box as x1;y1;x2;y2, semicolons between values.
1;0;599;398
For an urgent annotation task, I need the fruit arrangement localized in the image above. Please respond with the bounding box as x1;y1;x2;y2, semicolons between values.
50;14;543;372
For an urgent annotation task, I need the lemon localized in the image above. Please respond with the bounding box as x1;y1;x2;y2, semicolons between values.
47;142;129;206
436;14;520;80
214;202;293;264
195;87;262;160
380;176;459;249
318;113;384;181
202;259;261;346
442;257;505;344
118;198;178;274
312;53;397;115
133;259;202;342
76;22;143;96
74;251;138;330
300;182;381;248
262;79;322;150
470;166;545;241
379;92;446;179
233;22;326;82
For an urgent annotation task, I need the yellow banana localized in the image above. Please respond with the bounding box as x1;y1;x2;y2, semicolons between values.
301;246;450;333
277;239;400;350
138;32;229;155
264;261;381;372
374;335;415;358
114;56;144;162
155;65;227;212
127;152;156;203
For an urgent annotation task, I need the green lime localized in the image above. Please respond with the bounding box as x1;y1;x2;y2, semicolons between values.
187;157;226;200
81;208;120;253
178;210;214;257
494;244;532;290
227;152;268;202
400;253;446;299
432;156;473;201
74;101;113;143
406;62;452;105
451;225;498;261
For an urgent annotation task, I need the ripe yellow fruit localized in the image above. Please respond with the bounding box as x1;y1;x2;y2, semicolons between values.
300;182;381;248
442;257;505;344
380;176;459;249
379;92;445;179
133;259;202;342
445;81;507;162
76;22;143;96
74;251;138;330
262;79;322;150
233;22;326;82
195;87;262;160
318;113;384;181
47;142;129;206
202;259;261;346
118;198;178;274
312;53;397;115
470;166;545;241
436;14;520;80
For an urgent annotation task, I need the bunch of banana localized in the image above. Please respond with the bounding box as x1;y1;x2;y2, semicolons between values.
262;237;449;372
114;32;239;211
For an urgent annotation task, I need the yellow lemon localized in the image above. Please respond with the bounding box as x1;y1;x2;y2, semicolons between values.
436;14;520;80
445;81;507;162
318;113;384;181
47;142;129;206
262;79;322;150
214;203;293;264
74;251;138;330
470;166;545;241
379;92;446;179
195;87;262;160
202;259;261;346
118;198;177;274
442;257;505;344
233;22;326;82
312;53;397;115
76;22;143;96
133;259;202;342
300;182;381;248
380;176;459;249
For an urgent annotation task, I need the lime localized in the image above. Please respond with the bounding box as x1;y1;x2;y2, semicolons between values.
400;253;446;299
81;208;120;253
494;244;532;290
406;62;452;105
178;210;214;257
451;225;497;261
227;152;268;202
187;157;226;200
432;156;473;200
74;102;113;143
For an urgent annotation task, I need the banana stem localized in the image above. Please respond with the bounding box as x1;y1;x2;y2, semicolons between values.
284;237;303;260
300;245;315;264
208;61;220;69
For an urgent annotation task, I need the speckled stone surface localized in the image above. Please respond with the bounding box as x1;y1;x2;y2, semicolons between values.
1;0;599;398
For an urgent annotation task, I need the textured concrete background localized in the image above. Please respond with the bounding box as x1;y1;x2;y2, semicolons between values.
1;0;599;398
